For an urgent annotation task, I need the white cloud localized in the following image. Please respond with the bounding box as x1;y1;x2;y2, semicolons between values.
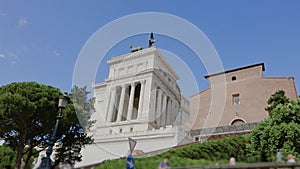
6;52;19;65
0;53;5;59
17;16;28;28
53;50;61;56
7;52;18;59
0;11;7;16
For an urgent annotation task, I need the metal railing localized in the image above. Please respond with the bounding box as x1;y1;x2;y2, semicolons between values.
192;122;259;137
172;162;300;169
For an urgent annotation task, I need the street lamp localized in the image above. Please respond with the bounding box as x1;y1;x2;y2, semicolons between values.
38;93;70;169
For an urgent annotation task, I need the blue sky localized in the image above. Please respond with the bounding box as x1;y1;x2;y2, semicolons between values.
0;1;299;97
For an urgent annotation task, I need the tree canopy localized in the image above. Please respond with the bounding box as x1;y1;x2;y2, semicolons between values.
247;90;300;161
0;145;16;168
0;82;94;168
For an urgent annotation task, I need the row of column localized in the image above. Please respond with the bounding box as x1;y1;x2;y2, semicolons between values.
153;88;179;127
107;80;146;122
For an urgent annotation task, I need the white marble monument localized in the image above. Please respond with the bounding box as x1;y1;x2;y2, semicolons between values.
76;47;191;168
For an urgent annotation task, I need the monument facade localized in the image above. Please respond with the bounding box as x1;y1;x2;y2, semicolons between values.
76;47;191;168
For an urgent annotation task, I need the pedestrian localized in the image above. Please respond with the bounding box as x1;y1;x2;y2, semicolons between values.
276;149;283;162
229;157;236;165
158;156;170;169
287;154;296;163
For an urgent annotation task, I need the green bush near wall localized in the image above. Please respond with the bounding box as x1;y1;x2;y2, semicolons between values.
96;135;249;169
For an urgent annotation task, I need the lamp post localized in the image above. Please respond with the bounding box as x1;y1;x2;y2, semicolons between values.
38;93;70;169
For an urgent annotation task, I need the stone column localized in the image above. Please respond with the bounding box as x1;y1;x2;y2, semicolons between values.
127;82;136;120
107;87;116;122
149;84;157;121
156;90;162;126
161;94;167;127
167;98;172;125
137;80;146;120
105;89;111;121
116;85;126;122
177;101;180;121
171;99;176;124
174;101;179;124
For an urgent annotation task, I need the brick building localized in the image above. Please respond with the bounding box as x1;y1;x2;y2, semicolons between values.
190;63;298;141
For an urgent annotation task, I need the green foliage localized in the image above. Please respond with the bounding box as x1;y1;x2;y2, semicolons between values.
96;157;229;169
162;135;249;162
0;82;94;168
95;135;248;169
265;90;289;114
0;145;16;168
0;145;38;169
54;85;94;165
0;82;61;168
247;90;300;162
69;86;95;131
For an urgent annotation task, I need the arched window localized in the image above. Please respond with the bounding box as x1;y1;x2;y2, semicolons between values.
231;119;245;125
232;76;237;81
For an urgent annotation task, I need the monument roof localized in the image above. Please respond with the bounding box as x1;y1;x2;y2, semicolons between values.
107;47;180;80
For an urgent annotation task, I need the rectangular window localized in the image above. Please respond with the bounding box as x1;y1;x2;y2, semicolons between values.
232;94;240;105
119;128;123;133
109;130;112;134
130;127;133;132
195;137;199;142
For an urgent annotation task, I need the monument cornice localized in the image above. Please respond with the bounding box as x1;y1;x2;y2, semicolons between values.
107;47;156;65
107;47;179;80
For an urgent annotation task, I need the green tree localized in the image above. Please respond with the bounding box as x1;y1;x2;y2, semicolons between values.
265;90;289;114
54;85;95;165
0;145;16;168
247;90;300;162
70;86;95;131
0;82;60;168
0;82;94;168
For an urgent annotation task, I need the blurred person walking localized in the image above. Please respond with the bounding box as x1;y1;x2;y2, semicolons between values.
287;154;296;163
158;156;170;169
229;157;236;165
